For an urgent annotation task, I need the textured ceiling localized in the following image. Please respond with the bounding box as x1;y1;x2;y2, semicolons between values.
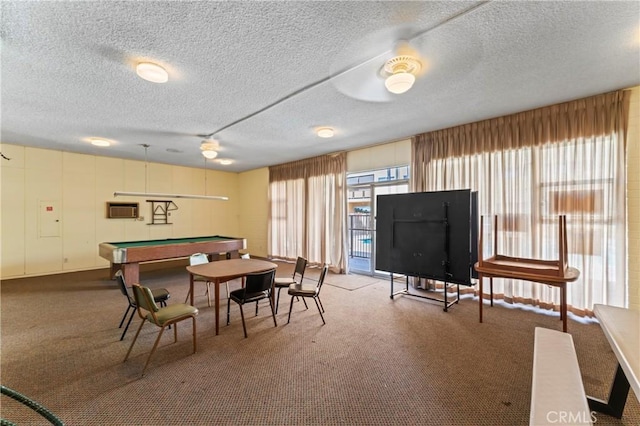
1;1;639;172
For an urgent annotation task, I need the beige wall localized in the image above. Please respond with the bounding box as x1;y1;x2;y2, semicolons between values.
0;144;240;278
237;167;270;258
627;86;640;310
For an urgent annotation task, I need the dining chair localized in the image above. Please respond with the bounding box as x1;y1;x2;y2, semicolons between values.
273;256;307;313
124;283;198;376
184;253;229;307
115;269;170;341
287;263;329;325
226;269;277;338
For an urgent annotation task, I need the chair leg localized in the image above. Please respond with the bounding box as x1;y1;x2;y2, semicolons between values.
120;308;136;341
255;301;259;316
317;296;325;313
184;289;191;304
119;305;132;328
206;282;212;307
287;295;295;324
124;318;147;362
227;299;232;325
275;287;282;314
166;301;174;331
191;316;197;354
269;295;278;328
239;304;248;338
142;325;167;377
314;297;326;325
302;297;308;309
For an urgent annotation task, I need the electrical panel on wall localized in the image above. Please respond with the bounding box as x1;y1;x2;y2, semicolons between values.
39;200;60;237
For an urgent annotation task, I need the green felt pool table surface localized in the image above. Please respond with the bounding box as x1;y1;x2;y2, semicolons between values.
108;236;236;248
99;235;246;284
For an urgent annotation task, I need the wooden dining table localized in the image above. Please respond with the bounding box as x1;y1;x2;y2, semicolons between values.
186;258;278;335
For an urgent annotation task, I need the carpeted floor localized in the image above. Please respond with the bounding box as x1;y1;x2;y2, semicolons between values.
1;262;638;425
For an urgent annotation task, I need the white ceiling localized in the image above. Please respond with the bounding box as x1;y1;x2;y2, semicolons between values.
1;1;639;172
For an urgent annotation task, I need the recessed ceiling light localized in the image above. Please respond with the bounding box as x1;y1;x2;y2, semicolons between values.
218;159;233;165
136;62;169;83
317;127;334;138
89;138;111;147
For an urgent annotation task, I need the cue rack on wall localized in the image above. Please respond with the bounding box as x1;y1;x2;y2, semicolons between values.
146;200;178;225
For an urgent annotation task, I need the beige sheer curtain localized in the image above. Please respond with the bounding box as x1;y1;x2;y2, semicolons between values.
412;90;630;315
269;153;347;273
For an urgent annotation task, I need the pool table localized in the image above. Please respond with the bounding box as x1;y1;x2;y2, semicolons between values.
99;235;246;285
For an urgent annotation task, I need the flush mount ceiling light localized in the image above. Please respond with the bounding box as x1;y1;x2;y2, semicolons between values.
136;62;169;83
89;137;111;147
317;127;335;138
200;139;219;159
383;55;422;94
218;159;233;165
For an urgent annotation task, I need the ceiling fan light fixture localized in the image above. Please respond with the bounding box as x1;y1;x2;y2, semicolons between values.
136;62;169;83
385;72;416;94
383;55;421;94
202;150;218;159
317;127;334;138
200;139;219;159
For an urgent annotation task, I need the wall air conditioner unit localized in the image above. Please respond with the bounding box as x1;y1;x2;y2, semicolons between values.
107;202;139;219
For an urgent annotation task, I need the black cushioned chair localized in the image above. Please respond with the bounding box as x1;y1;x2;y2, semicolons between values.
124;283;198;376
116;270;170;341
287;263;329;325
227;269;277;338
273;256;307;313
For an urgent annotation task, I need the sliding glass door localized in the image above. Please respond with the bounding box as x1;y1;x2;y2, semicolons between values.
347;167;409;275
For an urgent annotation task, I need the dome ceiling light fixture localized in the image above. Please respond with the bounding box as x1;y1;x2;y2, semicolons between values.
136;62;169;83
200;139;220;159
383;55;422;94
